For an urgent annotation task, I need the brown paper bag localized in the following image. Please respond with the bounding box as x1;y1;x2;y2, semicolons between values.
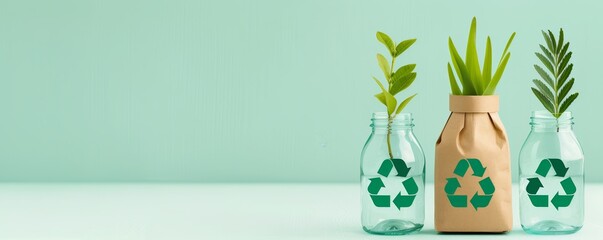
434;95;512;232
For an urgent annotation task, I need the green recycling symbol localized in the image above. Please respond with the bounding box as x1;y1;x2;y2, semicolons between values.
526;158;576;210
445;158;495;210
367;158;418;209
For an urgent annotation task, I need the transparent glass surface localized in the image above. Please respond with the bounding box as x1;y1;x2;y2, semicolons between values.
360;112;425;235
519;111;584;234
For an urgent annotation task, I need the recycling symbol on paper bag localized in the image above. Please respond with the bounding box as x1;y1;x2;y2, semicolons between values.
526;158;575;210
445;158;495;210
367;158;418;209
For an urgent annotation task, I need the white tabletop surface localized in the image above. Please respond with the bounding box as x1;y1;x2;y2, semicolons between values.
0;183;600;240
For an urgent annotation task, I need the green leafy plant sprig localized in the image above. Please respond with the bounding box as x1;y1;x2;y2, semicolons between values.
531;29;578;119
447;17;516;95
372;31;417;159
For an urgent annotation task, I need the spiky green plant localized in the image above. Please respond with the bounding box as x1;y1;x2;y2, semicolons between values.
532;29;578;119
447;17;516;95
372;31;417;159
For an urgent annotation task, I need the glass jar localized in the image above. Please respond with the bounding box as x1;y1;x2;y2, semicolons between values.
360;112;425;235
519;110;584;234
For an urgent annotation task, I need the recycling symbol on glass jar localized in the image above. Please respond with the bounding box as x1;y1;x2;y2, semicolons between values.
445;158;495;210
526;158;576;210
367;158;418;209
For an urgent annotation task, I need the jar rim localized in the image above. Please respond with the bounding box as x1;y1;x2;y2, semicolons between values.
530;110;574;128
531;110;573;120
370;112;414;128
371;112;412;120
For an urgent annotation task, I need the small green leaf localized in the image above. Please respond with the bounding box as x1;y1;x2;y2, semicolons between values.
393;64;416;79
373;77;396;115
557;28;564;55
376;32;396;56
390;72;416;96
376;54;391;81
482;37;492;89
395;94;417;115
559;42;570;61
395;39;416;57
559;92;578;114
373;76;387;92
542;30;554;53
548;30;557;53
558;64;573;88
539;44;555;64
374;92;386;105
484;52;510;95
558;52;572;75
466;17;483;94
373;77;387;105
532;87;555;114
385;93;397;115
533;79;554;102
448;63;462;95
499;32;516;64
558;78;575;102
536;52;555;74
534;65;554;88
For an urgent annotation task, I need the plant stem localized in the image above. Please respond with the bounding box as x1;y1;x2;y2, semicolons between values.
554;46;560;132
385;52;397;159
387;116;394;159
389;57;396;89
554;52;559;118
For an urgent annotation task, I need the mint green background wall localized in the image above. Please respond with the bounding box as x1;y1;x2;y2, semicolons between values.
0;0;600;182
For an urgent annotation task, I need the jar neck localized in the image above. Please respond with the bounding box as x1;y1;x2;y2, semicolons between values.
370;112;414;133
530;110;574;132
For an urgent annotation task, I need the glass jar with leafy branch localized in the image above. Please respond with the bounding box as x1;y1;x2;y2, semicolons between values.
519;29;583;235
360;32;425;235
